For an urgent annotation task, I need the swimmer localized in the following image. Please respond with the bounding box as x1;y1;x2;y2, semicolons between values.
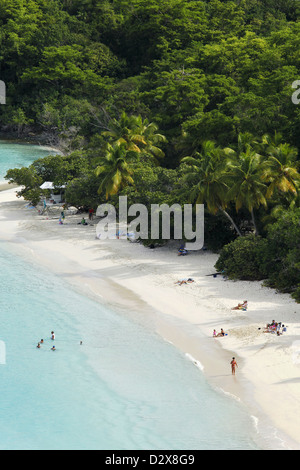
40;339;44;344
51;346;56;351
37;343;41;349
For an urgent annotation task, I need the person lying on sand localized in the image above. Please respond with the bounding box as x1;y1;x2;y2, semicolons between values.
178;249;188;256
175;278;194;285
232;300;248;311
178;244;188;256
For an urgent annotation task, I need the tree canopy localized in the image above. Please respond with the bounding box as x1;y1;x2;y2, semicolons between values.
2;0;300;300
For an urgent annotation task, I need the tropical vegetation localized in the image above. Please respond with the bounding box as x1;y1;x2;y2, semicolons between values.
1;0;300;300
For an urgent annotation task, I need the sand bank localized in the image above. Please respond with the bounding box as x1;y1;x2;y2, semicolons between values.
0;183;18;192
0;187;300;450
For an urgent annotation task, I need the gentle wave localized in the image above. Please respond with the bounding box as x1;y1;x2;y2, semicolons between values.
185;353;205;372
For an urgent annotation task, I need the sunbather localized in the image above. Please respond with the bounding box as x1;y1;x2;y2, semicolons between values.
178;244;188;256
232;300;248;311
175;278;194;285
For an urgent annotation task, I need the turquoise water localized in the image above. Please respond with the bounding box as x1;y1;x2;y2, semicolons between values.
0;141;58;181
0;142;260;449
0;244;259;450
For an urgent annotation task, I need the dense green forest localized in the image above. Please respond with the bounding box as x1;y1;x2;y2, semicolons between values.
1;0;300;301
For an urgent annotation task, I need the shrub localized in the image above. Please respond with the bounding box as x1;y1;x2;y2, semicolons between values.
293;286;300;303
215;209;300;303
215;235;269;281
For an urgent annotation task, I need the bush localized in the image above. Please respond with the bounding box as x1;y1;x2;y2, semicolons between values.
264;210;300;299
215;209;300;303
215;235;269;281
293;286;300;303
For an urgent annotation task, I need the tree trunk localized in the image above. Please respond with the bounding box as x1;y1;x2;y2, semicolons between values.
218;206;242;237
251;208;259;236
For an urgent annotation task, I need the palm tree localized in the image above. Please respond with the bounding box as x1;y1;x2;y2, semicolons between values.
102;111;145;153
103;111;167;162
95;143;136;199
224;132;260;159
261;142;300;199
260;131;284;150
226;148;268;236
181;140;243;237
134;115;167;161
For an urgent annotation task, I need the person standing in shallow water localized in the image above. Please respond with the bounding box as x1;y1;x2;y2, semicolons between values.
231;357;238;376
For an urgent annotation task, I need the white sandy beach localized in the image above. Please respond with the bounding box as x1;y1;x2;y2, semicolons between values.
0;186;300;450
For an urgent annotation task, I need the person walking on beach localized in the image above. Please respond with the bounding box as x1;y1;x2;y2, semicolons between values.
231;357;238;376
88;208;94;221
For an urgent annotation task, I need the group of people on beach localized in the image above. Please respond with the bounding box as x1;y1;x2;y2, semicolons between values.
212;330;238;375
58;208;95;226
211;301;246;376
213;328;227;338
37;331;56;351
262;320;287;336
212;309;290;377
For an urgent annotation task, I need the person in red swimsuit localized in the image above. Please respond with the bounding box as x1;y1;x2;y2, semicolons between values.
231;357;238;376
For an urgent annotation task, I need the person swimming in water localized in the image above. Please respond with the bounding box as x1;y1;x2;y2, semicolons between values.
51;346;56;351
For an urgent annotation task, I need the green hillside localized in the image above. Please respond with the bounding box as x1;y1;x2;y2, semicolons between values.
2;0;300;300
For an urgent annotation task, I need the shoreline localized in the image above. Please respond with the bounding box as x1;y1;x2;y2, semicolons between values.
0;187;300;450
0;183;18;192
0;134;66;155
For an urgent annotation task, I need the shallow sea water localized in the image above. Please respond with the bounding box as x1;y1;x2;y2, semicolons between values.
0;140;58;181
0;243;260;450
